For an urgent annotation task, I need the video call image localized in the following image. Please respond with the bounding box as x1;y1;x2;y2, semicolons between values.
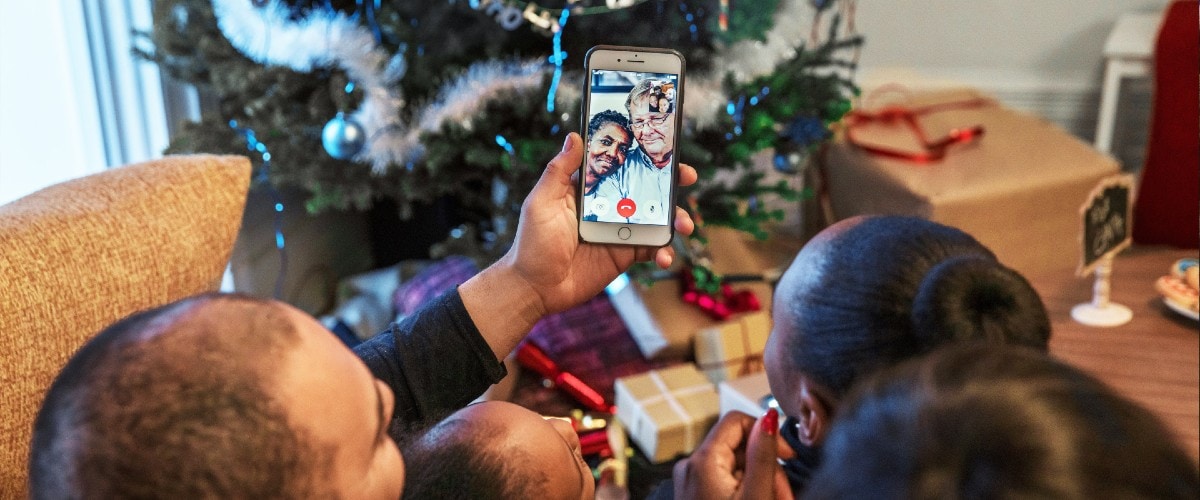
582;70;678;226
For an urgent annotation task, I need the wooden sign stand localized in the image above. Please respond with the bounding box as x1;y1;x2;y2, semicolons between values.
1071;175;1135;327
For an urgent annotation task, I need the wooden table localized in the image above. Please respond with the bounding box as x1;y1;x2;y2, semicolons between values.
1030;246;1198;463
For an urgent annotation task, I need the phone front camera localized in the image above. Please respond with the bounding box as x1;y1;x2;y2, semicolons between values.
618;58;622;62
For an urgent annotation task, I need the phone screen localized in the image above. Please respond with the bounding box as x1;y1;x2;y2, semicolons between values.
581;70;679;227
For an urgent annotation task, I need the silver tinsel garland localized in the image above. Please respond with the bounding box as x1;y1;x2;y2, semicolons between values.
213;0;828;172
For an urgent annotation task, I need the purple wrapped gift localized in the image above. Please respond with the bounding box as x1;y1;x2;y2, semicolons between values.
393;256;479;317
527;294;670;402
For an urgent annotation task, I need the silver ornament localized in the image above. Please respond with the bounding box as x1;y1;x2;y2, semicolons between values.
322;112;366;160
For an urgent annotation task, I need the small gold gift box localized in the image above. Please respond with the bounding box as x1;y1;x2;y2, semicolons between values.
613;364;719;463
694;311;772;385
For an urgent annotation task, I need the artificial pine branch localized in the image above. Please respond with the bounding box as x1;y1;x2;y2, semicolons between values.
141;0;862;264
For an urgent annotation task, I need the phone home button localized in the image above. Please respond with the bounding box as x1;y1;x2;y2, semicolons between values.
617;227;632;240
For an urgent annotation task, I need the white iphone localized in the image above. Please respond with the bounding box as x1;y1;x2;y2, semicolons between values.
578;45;685;247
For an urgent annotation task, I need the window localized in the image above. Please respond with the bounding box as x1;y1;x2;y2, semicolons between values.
0;1;186;204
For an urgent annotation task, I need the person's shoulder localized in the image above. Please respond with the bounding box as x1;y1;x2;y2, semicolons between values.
590;173;619;200
624;149;654;174
594;174;620;195
629;147;651;164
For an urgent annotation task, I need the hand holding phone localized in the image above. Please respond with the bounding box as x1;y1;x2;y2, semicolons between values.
578;45;685;247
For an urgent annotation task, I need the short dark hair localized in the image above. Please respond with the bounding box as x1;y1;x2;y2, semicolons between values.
781;216;1050;396
806;344;1200;499
401;417;544;499
29;293;328;498
588;109;631;137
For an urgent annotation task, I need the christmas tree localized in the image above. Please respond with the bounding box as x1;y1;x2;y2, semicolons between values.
139;0;862;262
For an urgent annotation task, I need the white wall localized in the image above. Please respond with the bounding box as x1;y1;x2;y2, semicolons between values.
0;2;105;204
857;1;1168;89
864;1;1161;80
853;0;1169;141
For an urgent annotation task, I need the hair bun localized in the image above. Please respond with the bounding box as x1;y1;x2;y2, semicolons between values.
911;256;1050;352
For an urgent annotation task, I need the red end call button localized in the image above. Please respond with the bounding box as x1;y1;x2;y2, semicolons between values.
617;198;637;218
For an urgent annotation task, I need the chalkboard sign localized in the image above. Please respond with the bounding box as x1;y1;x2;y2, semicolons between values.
1078;175;1134;276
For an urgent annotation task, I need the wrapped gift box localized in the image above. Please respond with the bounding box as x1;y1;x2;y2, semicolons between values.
607;277;773;360
823;88;1120;276
694;311;772;384
613;364;720;463
607;226;791;359
718;371;773;418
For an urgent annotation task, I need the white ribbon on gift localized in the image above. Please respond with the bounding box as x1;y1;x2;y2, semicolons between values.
642;371;710;452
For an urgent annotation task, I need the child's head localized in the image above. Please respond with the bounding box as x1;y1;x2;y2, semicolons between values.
805;344;1200;499
764;215;1050;447
401;401;595;500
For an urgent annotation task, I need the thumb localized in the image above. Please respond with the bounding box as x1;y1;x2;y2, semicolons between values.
739;408;789;500
531;133;582;202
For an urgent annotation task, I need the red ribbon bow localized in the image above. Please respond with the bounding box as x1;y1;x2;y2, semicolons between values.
843;94;992;163
680;266;762;321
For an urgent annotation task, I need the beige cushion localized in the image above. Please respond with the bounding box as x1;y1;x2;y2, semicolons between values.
0;154;251;494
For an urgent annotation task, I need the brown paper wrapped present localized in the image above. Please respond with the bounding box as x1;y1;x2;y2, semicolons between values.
608;277;773;360
694;311;772;385
607;226;788;360
823;87;1120;276
613;364;720;463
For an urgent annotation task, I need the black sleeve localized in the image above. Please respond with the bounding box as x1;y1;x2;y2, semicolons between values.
354;288;507;425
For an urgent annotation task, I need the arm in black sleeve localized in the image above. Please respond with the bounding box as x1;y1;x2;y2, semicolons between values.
354;287;507;425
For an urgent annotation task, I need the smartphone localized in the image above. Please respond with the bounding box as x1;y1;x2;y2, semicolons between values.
578;45;685;247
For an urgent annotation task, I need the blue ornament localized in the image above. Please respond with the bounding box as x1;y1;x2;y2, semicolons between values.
773;153;791;172
785;116;828;147
322;112;366;160
773;148;808;174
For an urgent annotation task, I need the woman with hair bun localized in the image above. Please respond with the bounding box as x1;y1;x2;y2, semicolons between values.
672;215;1052;499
